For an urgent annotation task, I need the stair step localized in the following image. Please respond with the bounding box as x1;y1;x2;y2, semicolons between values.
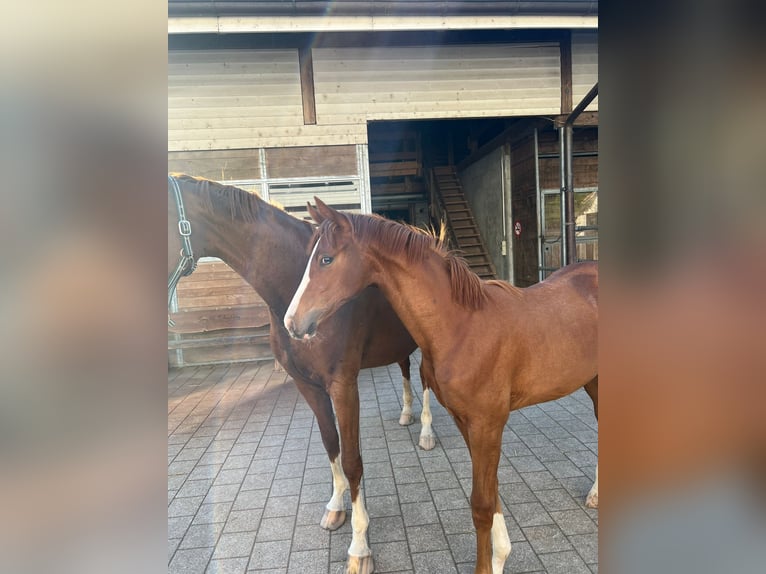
459;246;488;255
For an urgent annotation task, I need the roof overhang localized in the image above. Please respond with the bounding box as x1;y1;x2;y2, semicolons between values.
169;14;597;34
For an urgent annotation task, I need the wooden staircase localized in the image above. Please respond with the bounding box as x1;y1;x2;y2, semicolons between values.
432;166;497;279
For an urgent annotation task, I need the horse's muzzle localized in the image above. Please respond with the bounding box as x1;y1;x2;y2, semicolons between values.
284;314;318;341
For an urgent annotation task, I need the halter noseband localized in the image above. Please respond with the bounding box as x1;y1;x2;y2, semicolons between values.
168;175;197;325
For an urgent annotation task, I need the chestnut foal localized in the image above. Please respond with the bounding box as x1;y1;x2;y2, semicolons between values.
285;199;598;574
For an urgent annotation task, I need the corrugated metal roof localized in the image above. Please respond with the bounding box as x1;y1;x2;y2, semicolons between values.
168;1;598;18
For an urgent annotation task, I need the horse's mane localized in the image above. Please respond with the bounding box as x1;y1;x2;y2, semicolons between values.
173;173;265;223
317;212;520;310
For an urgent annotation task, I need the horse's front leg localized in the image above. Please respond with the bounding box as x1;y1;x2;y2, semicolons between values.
330;377;373;574
466;420;510;574
291;377;347;529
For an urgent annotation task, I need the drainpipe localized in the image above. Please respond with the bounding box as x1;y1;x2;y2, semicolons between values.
562;82;598;265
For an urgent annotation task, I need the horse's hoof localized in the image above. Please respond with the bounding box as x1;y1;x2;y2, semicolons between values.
418;433;436;451
346;554;374;574
585;491;598;509
320;508;346;530
398;413;414;426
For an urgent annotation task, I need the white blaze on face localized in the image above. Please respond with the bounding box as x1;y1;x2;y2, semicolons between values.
284;239;320;330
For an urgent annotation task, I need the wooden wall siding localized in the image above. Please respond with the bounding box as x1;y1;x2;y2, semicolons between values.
168;259;273;366
537;128;598;154
169;260;269;333
168;149;263;181
169;49;368;149
312;44;561;124
167;145;363;223
510;133;540;287
538;156;598;191
265;145;357;178
572;31;598;111
537;128;598;191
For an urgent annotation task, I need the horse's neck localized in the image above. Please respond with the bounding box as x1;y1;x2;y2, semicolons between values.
198;195;311;316
372;248;466;355
251;207;313;315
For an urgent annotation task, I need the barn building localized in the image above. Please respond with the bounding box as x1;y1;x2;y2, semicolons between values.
168;1;599;366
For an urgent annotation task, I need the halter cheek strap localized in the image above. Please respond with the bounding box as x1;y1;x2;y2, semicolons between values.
168;175;197;326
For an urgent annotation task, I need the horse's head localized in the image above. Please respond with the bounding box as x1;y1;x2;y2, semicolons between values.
284;198;371;340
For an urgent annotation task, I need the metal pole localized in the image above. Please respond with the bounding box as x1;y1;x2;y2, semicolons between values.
564;124;576;264
559;126;567;267
534;128;544;282
502;143;514;284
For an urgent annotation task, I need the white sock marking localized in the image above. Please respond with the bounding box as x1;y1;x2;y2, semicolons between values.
326;455;348;512
419;388;435;445
491;512;512;574
399;377;413;424
284;240;319;330
347;485;371;558
586;464;598;507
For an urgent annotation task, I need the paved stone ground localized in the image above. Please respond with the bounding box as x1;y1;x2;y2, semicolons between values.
168;351;598;573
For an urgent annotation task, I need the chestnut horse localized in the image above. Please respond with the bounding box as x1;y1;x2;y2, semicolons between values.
167;175;436;573
285;198;599;574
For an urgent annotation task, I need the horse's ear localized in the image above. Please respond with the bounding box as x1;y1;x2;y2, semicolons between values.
313;196;351;234
307;201;324;224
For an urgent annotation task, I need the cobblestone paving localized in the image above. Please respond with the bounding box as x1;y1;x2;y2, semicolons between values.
169;351;598;573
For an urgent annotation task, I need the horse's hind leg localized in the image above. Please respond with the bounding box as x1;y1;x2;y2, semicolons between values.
584;376;599;509
397;356;415;426
417;361;436;450
292;377;347;530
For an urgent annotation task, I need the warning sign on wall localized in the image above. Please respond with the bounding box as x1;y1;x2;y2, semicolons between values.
513;221;522;237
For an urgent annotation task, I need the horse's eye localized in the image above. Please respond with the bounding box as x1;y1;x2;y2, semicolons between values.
320;255;333;266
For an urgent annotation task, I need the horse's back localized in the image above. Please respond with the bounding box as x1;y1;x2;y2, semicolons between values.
537;261;598;309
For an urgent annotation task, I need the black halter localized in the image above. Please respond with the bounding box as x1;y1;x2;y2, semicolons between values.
168;175;197;325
